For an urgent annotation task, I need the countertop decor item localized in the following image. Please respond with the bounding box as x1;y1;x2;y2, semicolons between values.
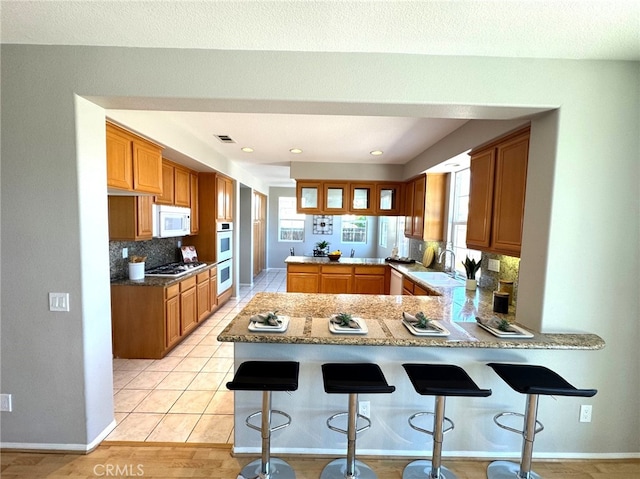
422;246;435;267
463;256;481;290
327;250;342;261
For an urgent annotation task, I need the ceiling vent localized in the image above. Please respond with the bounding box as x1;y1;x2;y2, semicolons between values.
214;134;236;144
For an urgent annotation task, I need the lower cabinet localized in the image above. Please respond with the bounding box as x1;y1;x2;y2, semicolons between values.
287;263;388;294
402;277;435;296
111;265;219;359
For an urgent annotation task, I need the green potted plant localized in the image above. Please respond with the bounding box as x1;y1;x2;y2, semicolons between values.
315;240;330;256
463;256;481;290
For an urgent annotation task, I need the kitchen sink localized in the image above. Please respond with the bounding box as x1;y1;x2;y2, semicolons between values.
409;271;464;287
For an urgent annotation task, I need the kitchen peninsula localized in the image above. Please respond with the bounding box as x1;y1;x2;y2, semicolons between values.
218;291;604;458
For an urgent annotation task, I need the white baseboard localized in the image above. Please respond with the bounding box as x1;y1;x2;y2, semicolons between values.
1;419;116;453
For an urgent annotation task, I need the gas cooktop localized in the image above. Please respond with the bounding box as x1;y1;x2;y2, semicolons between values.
145;261;208;278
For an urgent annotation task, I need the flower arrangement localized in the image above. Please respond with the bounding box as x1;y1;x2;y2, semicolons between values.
463;256;481;280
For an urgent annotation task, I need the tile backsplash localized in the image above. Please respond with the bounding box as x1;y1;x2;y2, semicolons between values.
109;238;184;280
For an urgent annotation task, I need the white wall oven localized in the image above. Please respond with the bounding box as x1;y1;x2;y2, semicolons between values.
216;222;233;294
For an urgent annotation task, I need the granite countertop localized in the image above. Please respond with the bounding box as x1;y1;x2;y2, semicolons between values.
217;292;605;350
111;263;216;287
285;256;388;265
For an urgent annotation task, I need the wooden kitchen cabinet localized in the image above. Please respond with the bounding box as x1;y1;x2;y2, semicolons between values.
320;264;353;293
296;180;323;214
402;277;434;296
196;269;211;321
155;159;191;208
155;161;176;205
353;265;388;294
375;182;403;215
216;174;234;221
404;173;446;241
287;264;320;293
108;195;153;241
190;172;199;235
106;122;163;195
467;127;529;257
180;276;198;335
165;285;181;349
350;183;375;215
323;182;349;214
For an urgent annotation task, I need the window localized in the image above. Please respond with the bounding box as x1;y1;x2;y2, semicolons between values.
449;167;481;273
278;197;305;242
341;215;367;243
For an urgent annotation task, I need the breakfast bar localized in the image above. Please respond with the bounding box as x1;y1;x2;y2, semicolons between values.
218;292;605;459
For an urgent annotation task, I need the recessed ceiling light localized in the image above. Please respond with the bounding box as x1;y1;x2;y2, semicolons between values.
241;147;254;153
290;148;303;154
370;150;383;156
445;162;460;168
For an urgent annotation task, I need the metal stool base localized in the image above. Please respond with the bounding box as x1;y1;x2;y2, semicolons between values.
402;460;457;479
320;458;377;479
487;460;541;479
240;457;296;479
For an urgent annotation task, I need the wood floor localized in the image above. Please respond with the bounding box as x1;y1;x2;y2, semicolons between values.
1;444;638;479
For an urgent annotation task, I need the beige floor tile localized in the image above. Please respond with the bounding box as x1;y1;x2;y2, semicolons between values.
113;359;156;371
112;369;141;389
173;356;209;372
204;390;234;415
187;344;219;358
187;414;235;443
170;390;215;414
202;356;234;373
124;371;170;389
105;413;164;442
133;389;183;413
144;356;184;372
146;414;200;442
198;335;222;346
155;371;198;390
113;412;129;424
114;389;150;413
213;343;234;358
165;342;195;357
187;372;226;391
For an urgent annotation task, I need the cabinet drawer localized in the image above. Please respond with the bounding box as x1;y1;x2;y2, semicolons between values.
321;265;353;274
288;264;320;273
197;270;210;283
354;265;386;275
180;276;197;291
166;283;180;299
403;278;415;294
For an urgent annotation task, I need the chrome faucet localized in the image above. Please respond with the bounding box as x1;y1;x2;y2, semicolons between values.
438;249;457;278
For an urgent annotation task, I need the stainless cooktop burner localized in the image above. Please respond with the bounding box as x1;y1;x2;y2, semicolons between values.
145;261;207;278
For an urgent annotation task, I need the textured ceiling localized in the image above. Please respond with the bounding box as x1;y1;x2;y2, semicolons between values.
3;1;638;186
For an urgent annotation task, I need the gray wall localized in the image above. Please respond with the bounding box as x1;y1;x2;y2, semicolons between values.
1;45;638;456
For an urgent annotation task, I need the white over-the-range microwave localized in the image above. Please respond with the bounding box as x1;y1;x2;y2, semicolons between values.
152;205;191;238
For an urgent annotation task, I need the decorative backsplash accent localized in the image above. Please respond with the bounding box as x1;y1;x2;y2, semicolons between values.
109;238;184;280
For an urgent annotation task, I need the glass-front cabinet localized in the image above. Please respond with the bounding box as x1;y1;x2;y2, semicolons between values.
350;183;374;215
323;182;349;214
375;183;403;215
296;181;323;214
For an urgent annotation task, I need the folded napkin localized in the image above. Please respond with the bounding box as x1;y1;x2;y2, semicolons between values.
330;314;361;329
403;312;439;330
476;316;517;333
250;311;281;326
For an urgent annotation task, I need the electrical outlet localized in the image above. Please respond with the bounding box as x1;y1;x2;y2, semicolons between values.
579;404;592;422
122;247;128;259
358;400;370;418
0;394;12;412
49;292;70;312
488;259;500;272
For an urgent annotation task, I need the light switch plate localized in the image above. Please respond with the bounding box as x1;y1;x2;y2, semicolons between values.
122;247;128;259
0;394;12;412
488;259;500;272
49;292;70;312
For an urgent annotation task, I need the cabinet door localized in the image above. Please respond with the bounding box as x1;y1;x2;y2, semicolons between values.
216;175;233;221
155;161;175;205
224;177;233;221
106;124;133;190
466;148;495;249
190;173;199;234
108;196;152;241
197;280;210;321
180;286;198;335
296;181;323;214
174;167;191;207
165;295;181;348
375;183;402;215
324;183;349;214
132;139;163;194
136;195;154;239
404;179;415;236
320;274;353;294
350;183;374;215
412;175;426;237
353;275;386;294
209;273;218;313
424;174;446;241
492;133;529;255
287;273;319;293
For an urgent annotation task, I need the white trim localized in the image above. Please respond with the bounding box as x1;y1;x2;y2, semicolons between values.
0;419;116;452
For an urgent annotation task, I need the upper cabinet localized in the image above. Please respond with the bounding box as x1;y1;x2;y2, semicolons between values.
216;174;234;222
295;180;405;216
466;127;530;257
155;159;191;207
108;195;153;241
404;173;446;241
190;172;199;235
106;122;163;195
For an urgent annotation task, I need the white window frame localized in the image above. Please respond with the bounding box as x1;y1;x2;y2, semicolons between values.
448;166;481;275
341;215;367;244
278;197;305;242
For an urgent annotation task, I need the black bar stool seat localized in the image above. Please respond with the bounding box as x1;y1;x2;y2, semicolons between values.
487;363;597;479
403;364;492;479
321;363;395;479
227;361;300;479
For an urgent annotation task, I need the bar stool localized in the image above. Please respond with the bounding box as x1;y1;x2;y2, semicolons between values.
402;364;492;479
320;363;396;479
226;361;300;479
487;363;597;479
